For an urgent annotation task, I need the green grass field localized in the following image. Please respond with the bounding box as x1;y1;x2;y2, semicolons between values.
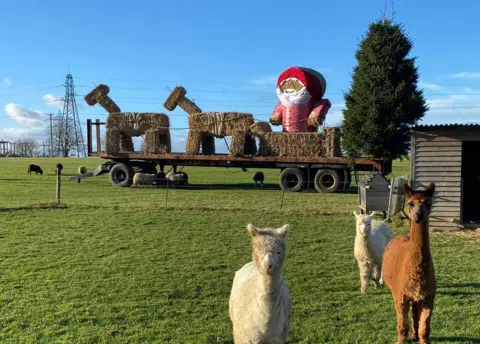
0;157;478;343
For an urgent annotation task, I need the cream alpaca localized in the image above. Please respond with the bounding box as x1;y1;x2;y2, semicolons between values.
229;223;292;344
353;211;393;294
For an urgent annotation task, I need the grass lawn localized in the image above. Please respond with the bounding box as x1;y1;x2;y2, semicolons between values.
0;157;478;343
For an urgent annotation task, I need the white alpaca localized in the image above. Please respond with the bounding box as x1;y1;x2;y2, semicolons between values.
353;211;393;295
229;224;292;344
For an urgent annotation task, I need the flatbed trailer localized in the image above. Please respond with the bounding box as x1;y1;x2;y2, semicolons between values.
86;119;392;193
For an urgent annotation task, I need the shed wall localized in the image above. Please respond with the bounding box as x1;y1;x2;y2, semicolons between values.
411;131;462;230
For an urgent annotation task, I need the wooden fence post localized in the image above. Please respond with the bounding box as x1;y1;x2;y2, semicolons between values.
56;166;61;204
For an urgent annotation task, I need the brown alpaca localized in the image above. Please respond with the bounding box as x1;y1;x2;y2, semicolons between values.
382;182;436;344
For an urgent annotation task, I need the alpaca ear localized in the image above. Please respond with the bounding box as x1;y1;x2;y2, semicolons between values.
425;182;435;197
247;223;259;237
277;224;291;237
403;182;412;198
353;211;360;217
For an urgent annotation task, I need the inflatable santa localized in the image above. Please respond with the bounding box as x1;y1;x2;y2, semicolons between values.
270;67;331;133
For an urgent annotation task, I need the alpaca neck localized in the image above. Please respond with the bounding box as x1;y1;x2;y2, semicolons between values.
255;268;283;299
409;218;431;260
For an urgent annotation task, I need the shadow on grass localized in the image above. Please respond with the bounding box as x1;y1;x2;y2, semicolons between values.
0;202;68;212
155;183;359;194
431;337;480;343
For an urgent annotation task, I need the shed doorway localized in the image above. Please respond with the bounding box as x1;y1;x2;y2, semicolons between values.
461;141;480;223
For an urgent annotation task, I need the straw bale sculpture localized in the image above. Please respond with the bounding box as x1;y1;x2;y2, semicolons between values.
250;121;341;158
84;84;171;155
163;86;257;156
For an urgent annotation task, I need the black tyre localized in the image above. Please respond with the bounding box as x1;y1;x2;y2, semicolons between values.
279;168;305;192
314;169;341;193
110;163;134;187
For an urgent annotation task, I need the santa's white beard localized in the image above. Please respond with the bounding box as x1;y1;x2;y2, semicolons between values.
276;86;312;107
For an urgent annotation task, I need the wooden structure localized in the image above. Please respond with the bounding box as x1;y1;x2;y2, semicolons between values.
411;123;480;230
358;172;391;214
86;119;392;192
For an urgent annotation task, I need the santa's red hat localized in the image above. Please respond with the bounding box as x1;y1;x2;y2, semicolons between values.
276;67;327;99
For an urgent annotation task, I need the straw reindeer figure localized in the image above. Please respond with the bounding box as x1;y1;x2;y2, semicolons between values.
382;182;436;344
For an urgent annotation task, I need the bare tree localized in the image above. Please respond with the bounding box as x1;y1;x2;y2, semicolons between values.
15;138;40;157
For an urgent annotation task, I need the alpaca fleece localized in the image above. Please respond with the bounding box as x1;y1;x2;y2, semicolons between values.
382;182;436;344
229;224;292;344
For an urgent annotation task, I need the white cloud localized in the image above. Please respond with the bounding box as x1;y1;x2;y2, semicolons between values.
450;72;480;79
418;81;441;90
0;103;48;141
3;77;11;87
424;90;480;124
43;93;65;110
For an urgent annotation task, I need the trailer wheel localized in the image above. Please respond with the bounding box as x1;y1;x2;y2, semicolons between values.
110;163;134;187
279;168;305;192
314;169;341;193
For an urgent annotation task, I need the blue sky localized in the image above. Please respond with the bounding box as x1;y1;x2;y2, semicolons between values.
1;0;480;153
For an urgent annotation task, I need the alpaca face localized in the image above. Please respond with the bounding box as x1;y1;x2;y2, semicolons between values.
247;224;290;276
353;211;376;237
403;182;435;224
355;215;372;237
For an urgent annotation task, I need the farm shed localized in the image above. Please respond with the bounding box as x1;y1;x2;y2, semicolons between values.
411;123;480;230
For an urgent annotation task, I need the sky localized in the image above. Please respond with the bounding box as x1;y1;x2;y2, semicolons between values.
1;0;480;154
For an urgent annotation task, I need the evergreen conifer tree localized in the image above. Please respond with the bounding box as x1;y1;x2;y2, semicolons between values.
341;18;427;161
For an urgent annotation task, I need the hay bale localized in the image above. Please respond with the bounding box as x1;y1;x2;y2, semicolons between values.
250;121;273;135
229;130;248;156
106;112;170;154
105;129;121;155
84;84;121;113
188;112;254;138
255;132;326;157
201;135;215;155
78;165;87;174
144;129;171;154
186;130;202;154
164;86;202;115
323;127;342;157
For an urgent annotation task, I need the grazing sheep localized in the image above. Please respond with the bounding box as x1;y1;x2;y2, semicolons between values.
78;165;87;174
132;172;158;188
382;183;436;344
27;164;43;175
353;211;393;295
229;223;292;344
253;171;265;188
55;163;63;175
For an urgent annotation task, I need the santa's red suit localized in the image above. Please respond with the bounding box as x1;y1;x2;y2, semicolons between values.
270;67;331;132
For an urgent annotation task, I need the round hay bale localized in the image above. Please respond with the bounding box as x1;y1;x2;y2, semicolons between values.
78;165;87;174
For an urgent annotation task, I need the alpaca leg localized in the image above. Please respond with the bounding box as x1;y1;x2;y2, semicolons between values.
358;261;371;295
410;301;420;341
418;298;435;344
394;300;409;344
371;263;381;288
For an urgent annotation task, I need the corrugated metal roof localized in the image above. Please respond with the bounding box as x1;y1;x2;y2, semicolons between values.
412;123;480;130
